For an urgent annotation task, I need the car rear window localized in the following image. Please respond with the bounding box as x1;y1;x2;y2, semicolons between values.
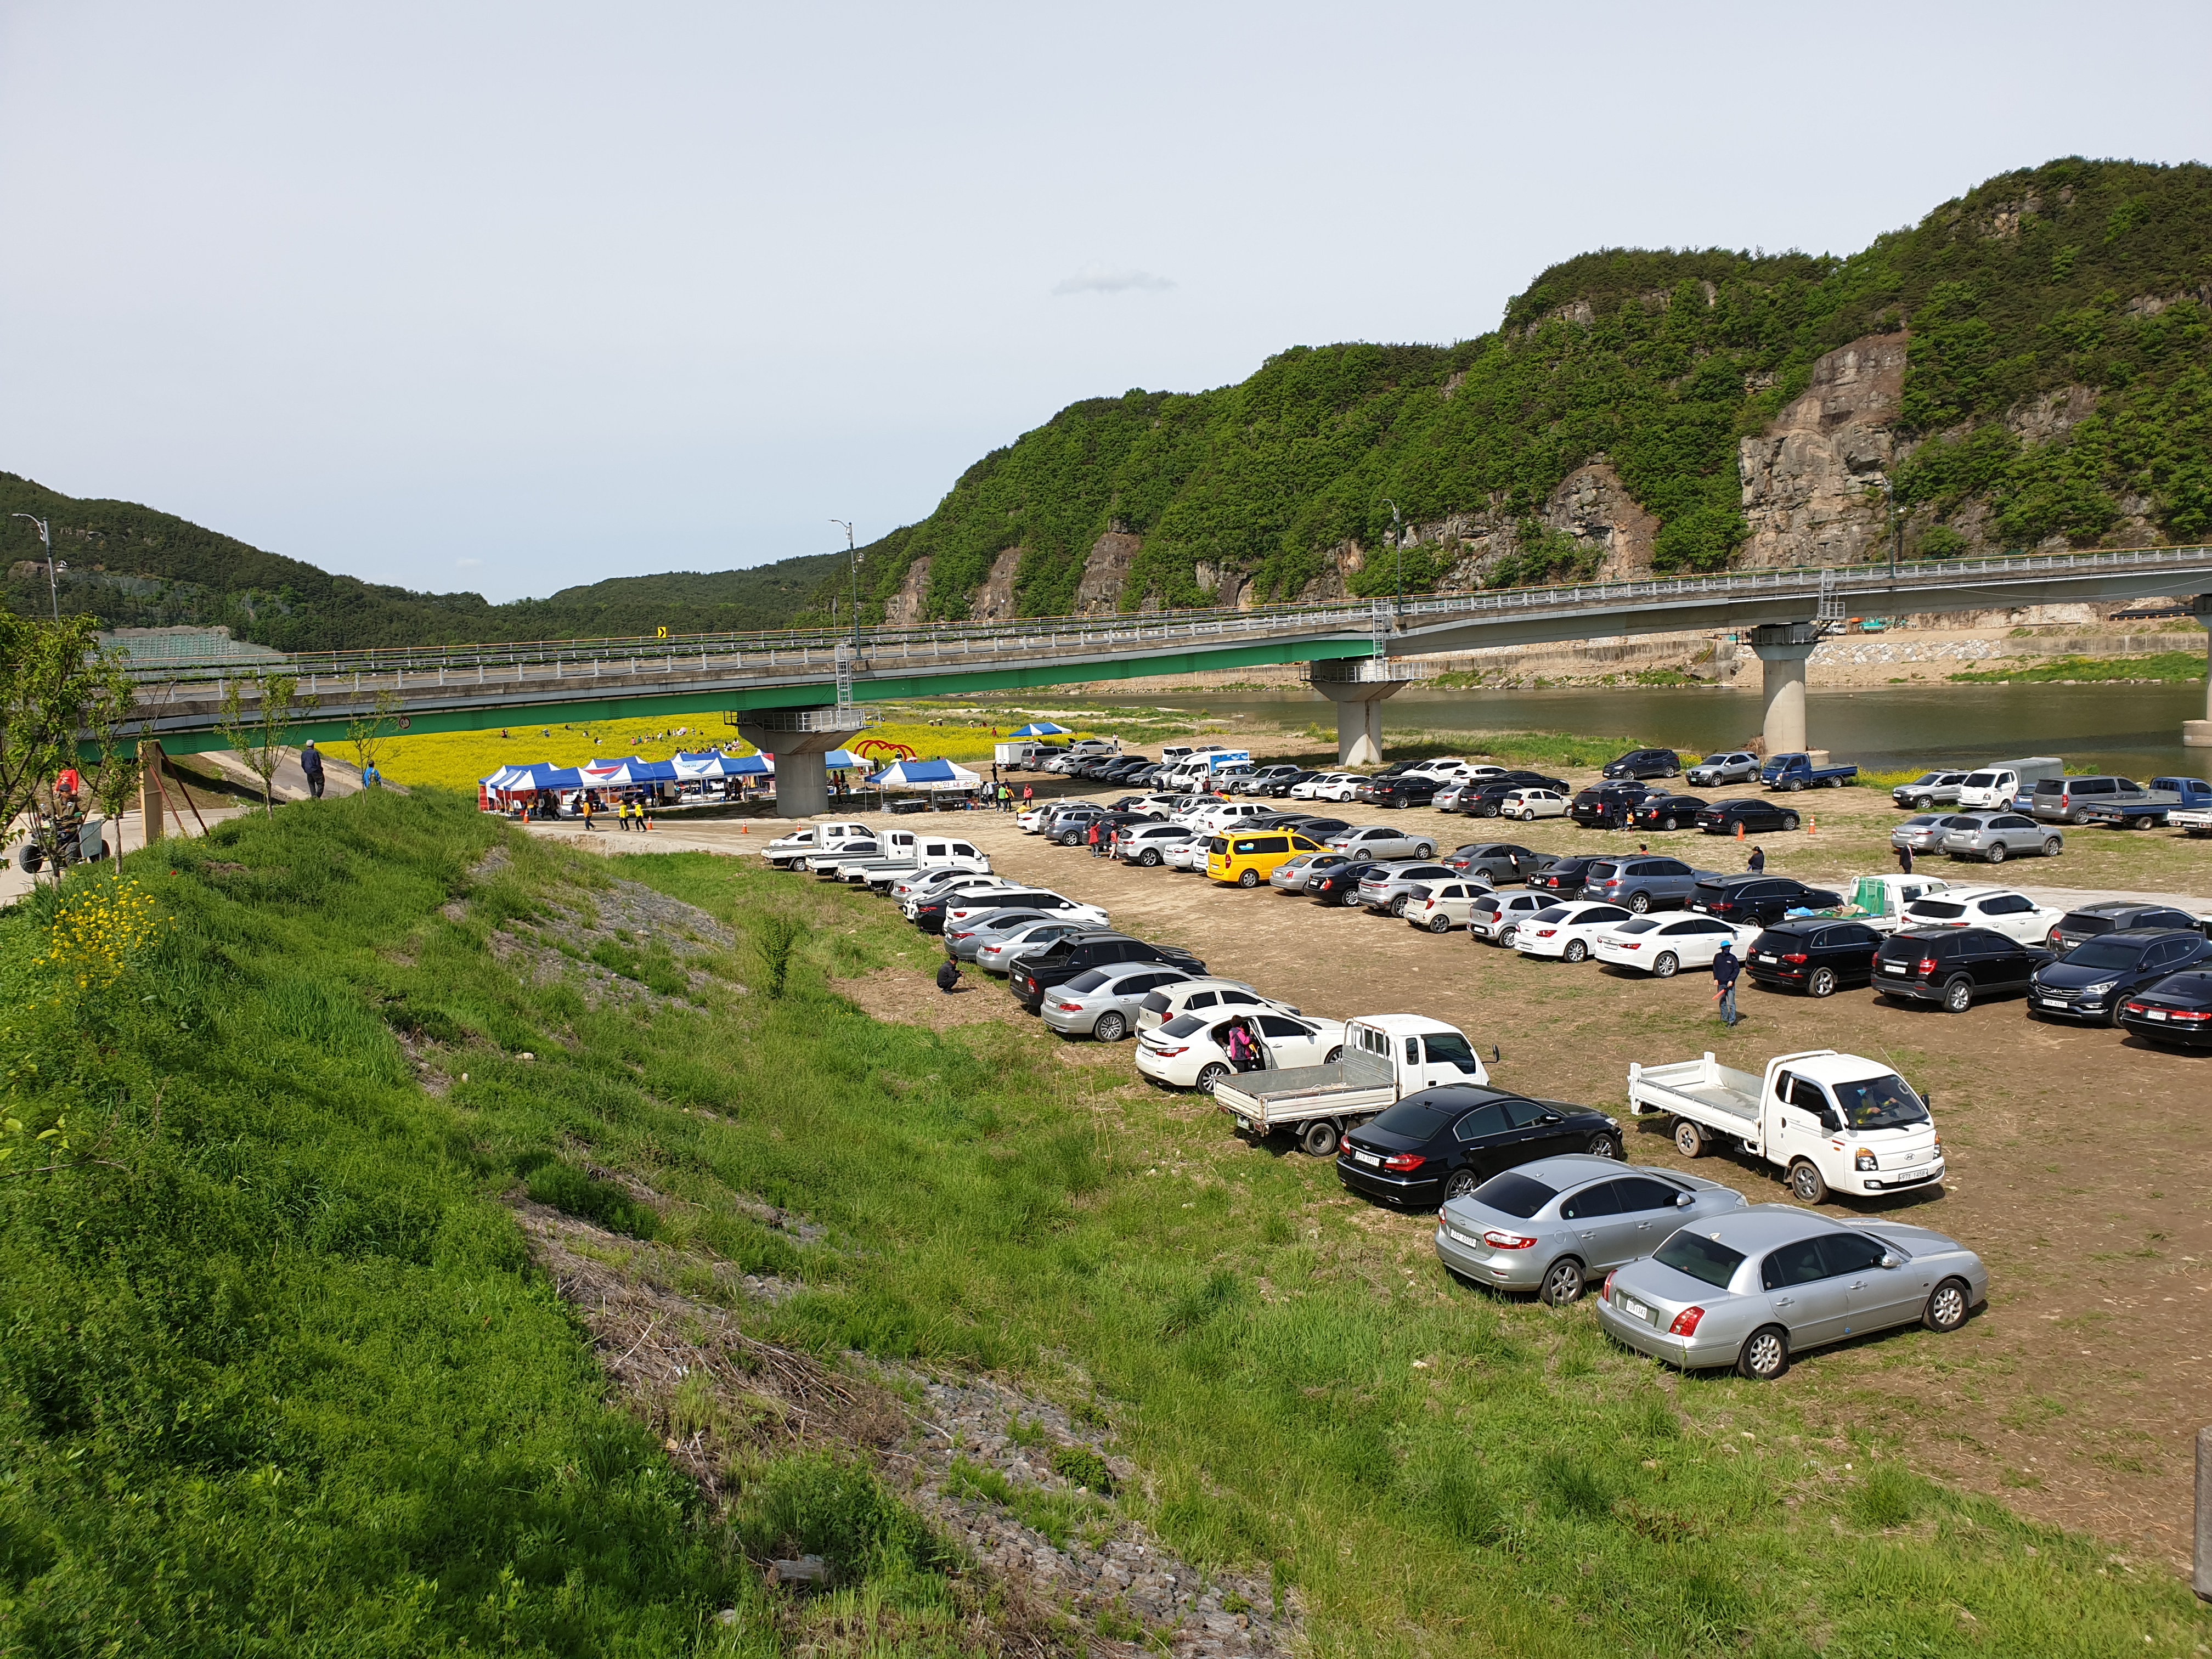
1691;881;1728;902
1616;918;1660;935
1369;1099;1459;1137
1532;906;1572;923
1654;1232;1746;1289
1065;969;1112;993
1158;1014;1205;1037
1911;900;1965;919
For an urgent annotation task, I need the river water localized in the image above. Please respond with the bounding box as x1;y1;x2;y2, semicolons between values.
1094;681;2211;779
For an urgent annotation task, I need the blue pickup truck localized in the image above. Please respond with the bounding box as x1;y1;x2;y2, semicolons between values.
1760;752;1859;792
2072;776;2212;829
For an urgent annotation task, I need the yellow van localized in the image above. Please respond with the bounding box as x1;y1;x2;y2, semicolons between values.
1207;831;1325;888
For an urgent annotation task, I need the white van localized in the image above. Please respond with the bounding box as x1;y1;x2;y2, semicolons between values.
1956;757;2064;811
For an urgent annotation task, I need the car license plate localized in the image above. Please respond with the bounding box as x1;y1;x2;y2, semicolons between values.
1234;1115;1251;1130
1690;904;1709;913
1881;963;1908;974
1447;1227;1481;1248
1352;1150;1380;1167
1756;952;1776;963
1620;1295;1651;1322
2143;1009;2169;1020
2041;997;2067;1008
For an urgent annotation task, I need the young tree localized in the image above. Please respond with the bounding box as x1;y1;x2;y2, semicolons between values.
216;671;315;818
345;690;402;781
0;613;132;860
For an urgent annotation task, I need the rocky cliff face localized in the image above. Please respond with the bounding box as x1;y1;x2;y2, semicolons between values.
1737;333;1908;567
884;556;933;625
1074;531;1141;615
970;549;1024;621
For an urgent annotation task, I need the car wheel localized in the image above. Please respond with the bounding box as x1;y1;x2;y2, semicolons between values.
1478;803;1499;818
1912;794;1935;810
1564;939;1589;963
1652;951;1679;978
1586;1132;1621;1159
1300;1120;1339;1157
1196;1062;1231;1093
1414;842;1434;858
1778;812;1799;832
1443;1167;1480;1202
1808;966;1838;998
1238;868;1260;888
1941;975;1973;1014
1093;1011;1127;1042
1429;913;1452;933
1788;779;1805;792
1499;922;1524;947
1674;1118;1707;1158
1628;891;1652;914
1540;1257;1587;1307
1788;1160;1829;1205
1666;765;1681;778
2041;837;2063;857
1324;1046;1342;1064
1985;842;2007;864
1660;816;1679;831
1141;849;1161;867
1736;1325;1791;1381
1389;895;1409;916
1924;1277;1972;1333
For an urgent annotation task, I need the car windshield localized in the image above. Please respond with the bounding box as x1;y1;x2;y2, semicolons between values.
2067;938;2151;969
1654;1231;1746;1289
1829;1073;1931;1131
1368;1099;1459;1137
1963;771;1997;787
1158;1015;1205;1037
1470;1171;1556;1218
1699;754;1730;765
1911;900;1966;919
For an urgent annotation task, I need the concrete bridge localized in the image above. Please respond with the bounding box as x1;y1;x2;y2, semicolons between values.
118;544;2212;815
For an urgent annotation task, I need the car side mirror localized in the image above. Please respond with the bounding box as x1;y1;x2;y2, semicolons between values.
1879;1252;1903;1269
1675;1192;1695;1207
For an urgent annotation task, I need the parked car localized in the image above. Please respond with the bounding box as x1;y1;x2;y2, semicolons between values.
2075;776;2212;830
1368;774;1448;809
943;908;1053;961
1743;920;1886;997
1939;811;2063;864
1956;757;2066;811
1207;830;1329;888
1214;1014;1491;1155
2028;928;2211;1026
1239;764;1307;795
972;918;1105;975
1500;787;1570;821
935;889;1109;937
1570;782;1664;827
1285;815;1351;842
1872;926;2051;1012
1687;876;1845;928
1164;839;1209;872
1627;794;1710;832
1527;855;1606;896
1511;901;1634;962
1135;977;1296;1034
1592;915;1759;978
1254;768;1319;798
1114;822;1199;866
1434;1156;1749;1305
1578;855;1710;913
1329;824;1441;861
1443;843;1541;884
1891;770;1972;810
1454;774;1571;817
1134;1009;1348;1091
1760;753;1857;791
1337;1087;1624;1210
1601;747;1684;781
1308;860;1390;905
2029;774;2152;826
1891;812;1984;854
1695;799;1803;834
2118;970;2212;1048
1466;889;1554;946
1404;878;1498;934
1595;1208;1988;1379
1900;886;2062;946
2047;900;2204;956
1268;850;1350;893
1291;771;1366;802
1685;751;1761;788
1011;934;1207;1013
1040;964;1201;1041
762;820;873;865
1359;861;1464;917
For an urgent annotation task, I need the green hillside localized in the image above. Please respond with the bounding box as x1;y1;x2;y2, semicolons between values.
821;156;2212;622
0;472;842;652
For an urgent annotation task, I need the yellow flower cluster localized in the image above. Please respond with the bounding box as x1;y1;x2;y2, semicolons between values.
37;877;166;992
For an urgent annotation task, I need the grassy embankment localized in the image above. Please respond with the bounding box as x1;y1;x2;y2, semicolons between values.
4;791;2206;1655
1948;652;2207;685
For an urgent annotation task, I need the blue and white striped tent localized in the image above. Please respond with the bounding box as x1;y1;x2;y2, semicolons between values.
865;758;984;792
1006;721;1070;738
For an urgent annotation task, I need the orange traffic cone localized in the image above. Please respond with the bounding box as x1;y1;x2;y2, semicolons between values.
1808;817;1816;836
1735;821;1745;840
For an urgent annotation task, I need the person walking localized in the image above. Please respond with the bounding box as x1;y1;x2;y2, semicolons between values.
582;794;599;832
1746;844;1766;874
362;761;383;790
1897;842;1914;876
1022;783;1034;809
1712;940;1742;1028
300;740;325;800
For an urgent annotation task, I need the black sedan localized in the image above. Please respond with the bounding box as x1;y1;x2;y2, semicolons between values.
1688;876;1843;928
1695;799;1803;834
1744;920;1885;997
1526;855;1606;896
1628;793;1710;832
1336;1086;1623;1209
1601;747;1684;781
2028;928;2211;1026
1256;769;1320;798
1289;815;1352;842
2119;970;2212;1048
1874;926;2050;1013
1307;860;1390;906
1369;775;1446;808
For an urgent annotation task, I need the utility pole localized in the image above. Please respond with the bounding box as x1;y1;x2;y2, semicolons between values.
10;513;58;618
831;519;858;657
1381;498;1403;627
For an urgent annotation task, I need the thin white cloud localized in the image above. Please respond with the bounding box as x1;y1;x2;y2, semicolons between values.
1052;263;1176;296
455;556;483;568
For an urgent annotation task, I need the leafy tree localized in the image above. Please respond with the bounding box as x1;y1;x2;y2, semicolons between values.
215;670;314;817
0;614;134;860
346;689;403;780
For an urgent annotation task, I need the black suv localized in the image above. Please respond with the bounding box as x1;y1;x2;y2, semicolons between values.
2028;927;2210;1025
1369;774;1446;809
2046;901;2204;957
1012;934;1206;1012
1601;747;1684;781
1627;793;1709;832
1745;919;1886;997
1875;927;2050;1013
1570;783;1663;827
1687;876;1843;928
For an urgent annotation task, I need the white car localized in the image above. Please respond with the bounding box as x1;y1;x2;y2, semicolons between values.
1499;787;1569;821
1900;885;2064;946
1115;822;1198;866
940;891;1108;933
1135;977;1298;1033
1291;772;1365;803
1591;915;1760;978
901;875;1018;919
1510;901;1635;962
1406;757;1471;781
1194;802;1273;835
1134;1010;1349;1092
1164;839;1208;872
1404;879;1496;934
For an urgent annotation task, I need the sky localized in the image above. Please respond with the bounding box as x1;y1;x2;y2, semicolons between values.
3;2;2209;603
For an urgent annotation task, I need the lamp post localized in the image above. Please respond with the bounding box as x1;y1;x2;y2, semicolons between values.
830;519;858;657
1381;498;1403;625
10;513;58;618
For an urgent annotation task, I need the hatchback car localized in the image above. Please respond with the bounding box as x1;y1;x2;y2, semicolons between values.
1500;787;1570;821
2028;928;2210;1025
1592;915;1760;978
1337;1087;1623;1210
1466;889;1554;946
1742;919;1884;997
1874;926;2050;1012
1443;843;1541;884
2118;970;2212;1048
1900;887;2061;946
1602;747;1685;780
1595;1207;1989;1380
2047;900;2203;956
1435;1156;1749;1305
1695;799;1802;834
1406;878;1497;933
1939;811;2063;863
1134;1009;1347;1091
1687;876;1844;928
1685;751;1762;787
1510;901;1634;962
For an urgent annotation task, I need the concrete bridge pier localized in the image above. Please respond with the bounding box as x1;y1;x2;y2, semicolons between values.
1750;623;1821;757
1308;658;1419;768
2188;596;2212;749
735;707;872;819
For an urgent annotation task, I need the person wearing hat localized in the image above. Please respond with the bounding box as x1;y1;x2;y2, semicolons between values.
300;740;325;799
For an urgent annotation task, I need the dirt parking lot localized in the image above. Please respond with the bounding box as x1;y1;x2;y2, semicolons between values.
542;772;2212;1570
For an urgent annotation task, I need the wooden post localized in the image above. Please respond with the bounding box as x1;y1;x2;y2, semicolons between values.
139;740;168;845
2198;1427;2212;1601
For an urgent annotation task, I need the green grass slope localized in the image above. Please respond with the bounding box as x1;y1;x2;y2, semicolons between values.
823;156;2212;621
4;793;2207;1655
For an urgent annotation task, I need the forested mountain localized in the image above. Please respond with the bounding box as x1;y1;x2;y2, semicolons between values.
0;472;842;651
814;156;2212;624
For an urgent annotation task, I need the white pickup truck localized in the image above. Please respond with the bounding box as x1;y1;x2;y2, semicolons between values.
762;821;873;868
1213;1014;1490;1158
1626;1048;1945;1205
840;834;990;887
1797;874;1954;934
2172;806;2212;839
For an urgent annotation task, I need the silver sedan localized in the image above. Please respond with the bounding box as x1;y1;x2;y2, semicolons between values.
1891;812;1983;854
943;908;1051;963
1039;964;1198;1041
1269;850;1351;893
1940;811;2063;864
973;918;1104;974
1434;1156;1747;1306
1595;1206;1989;1380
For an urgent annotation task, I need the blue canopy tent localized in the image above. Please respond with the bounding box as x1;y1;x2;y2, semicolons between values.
1006;721;1070;738
866;758;984;793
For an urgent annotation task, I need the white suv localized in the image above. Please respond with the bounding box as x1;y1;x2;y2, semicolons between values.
1901;886;2063;945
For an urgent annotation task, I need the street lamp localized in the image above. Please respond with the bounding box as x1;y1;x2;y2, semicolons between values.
10;513;59;618
1380;498;1403;625
830;519;858;657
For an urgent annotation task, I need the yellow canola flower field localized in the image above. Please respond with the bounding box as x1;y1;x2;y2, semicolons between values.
38;876;166;992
